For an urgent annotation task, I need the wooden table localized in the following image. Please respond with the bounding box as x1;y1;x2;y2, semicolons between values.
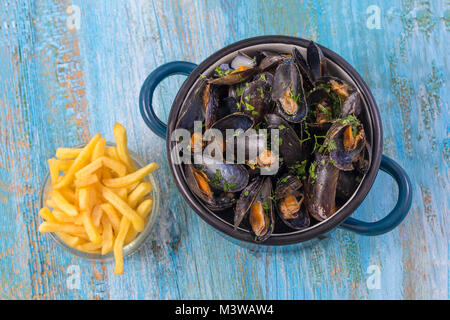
0;0;448;299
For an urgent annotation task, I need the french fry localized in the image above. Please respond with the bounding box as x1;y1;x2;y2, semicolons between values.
102;156;126;177
101;186;144;232
81;209;101;244
74;174;99;188
56;147;82;160
47;158;60;185
105;146;120;162
57;160;74;172
74;157;103;180
76;241;102;253
113;188;128;201
113;217;131;275
56;232;81;247
124;228;139;245
113;123;136;172
92;205;103;227
50;190;78;216
54;134;101;189
102;163;159;188
52;209;78;224
91;137;106;161
38;207;58;223
101;216;113;255
39;221;87;238
100;203;121;234
59;187;76;204
78;187;97;212
128;182;152;209
136;197;153;219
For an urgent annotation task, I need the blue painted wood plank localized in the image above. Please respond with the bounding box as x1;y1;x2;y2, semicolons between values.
0;0;448;299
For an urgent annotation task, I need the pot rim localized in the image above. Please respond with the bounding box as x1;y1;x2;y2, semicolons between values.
166;35;382;245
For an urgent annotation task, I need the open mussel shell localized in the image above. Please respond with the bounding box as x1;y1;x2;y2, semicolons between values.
203;83;221;129
248;177;275;242
209;53;258;86
275;174;310;230
193;156;249;193
272;58;308;123
265;114;306;168
258;51;285;71
336;170;361;202
307;41;328;82
185;164;236;212
210;112;254;133
292;47;314;92
315;76;355;101
240;74;274;122
305;152;339;221
234;176;263;229
340;91;362;118
231;51;257;70
175;82;206;131
323;121;366;171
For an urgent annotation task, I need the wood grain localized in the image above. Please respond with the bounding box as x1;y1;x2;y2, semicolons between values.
0;0;448;299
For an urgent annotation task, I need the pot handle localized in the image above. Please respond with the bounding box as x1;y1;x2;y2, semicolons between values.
139;61;198;138
339;155;412;236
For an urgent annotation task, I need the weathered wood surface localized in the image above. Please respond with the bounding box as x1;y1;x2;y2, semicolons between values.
0;0;448;299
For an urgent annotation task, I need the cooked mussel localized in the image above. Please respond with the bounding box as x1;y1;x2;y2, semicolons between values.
234;176;263;228
209;52;258;85
258;51;284;71
305;152;339;221
275;174;310;229
323;120;366;171
272;58;308;123
292;47;314;92
248;177;275;242
240;74;274;122
193;156;249;193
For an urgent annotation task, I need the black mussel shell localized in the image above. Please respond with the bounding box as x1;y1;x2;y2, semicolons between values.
258;51;285;71
305;152;339;221
340;91;362;118
336;170;361;202
176;83;206;131
234;176;264;229
193;156;249;193
292;47;314;92
203;83;220;129
265;114;306;168
272;58;308;123
249;177;275;242
307;41;328;82
240;76;273;123
323;121;366;171
274;174;310;230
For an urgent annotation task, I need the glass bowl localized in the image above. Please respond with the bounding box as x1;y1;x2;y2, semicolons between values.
39;143;160;261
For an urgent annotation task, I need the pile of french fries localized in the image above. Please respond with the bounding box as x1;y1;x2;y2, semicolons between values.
38;123;159;275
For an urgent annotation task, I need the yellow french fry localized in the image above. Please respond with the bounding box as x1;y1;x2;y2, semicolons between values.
128;182;152;209
92;205;103;227
74;174;99;188
59;187;76;204
54;134;101;189
105;146;120;162
52;209;78;224
78;186;97;212
56;147;82;160
100;203;121;234
56;232;81;247
50;190;78;216
113;188;128;201
74;157;103;180
81;209;101;244
39;221;87;238
124;227;139;245
136;198;153;219
113;123;136;172
102;156;127;177
57;159;74;171
102;163;159;188
101;186;144;232
102;167;112;179
38;207;57;223
101;216;113;255
91;137;106;161
47;158;60;185
76;241;102;253
113;217;131;275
